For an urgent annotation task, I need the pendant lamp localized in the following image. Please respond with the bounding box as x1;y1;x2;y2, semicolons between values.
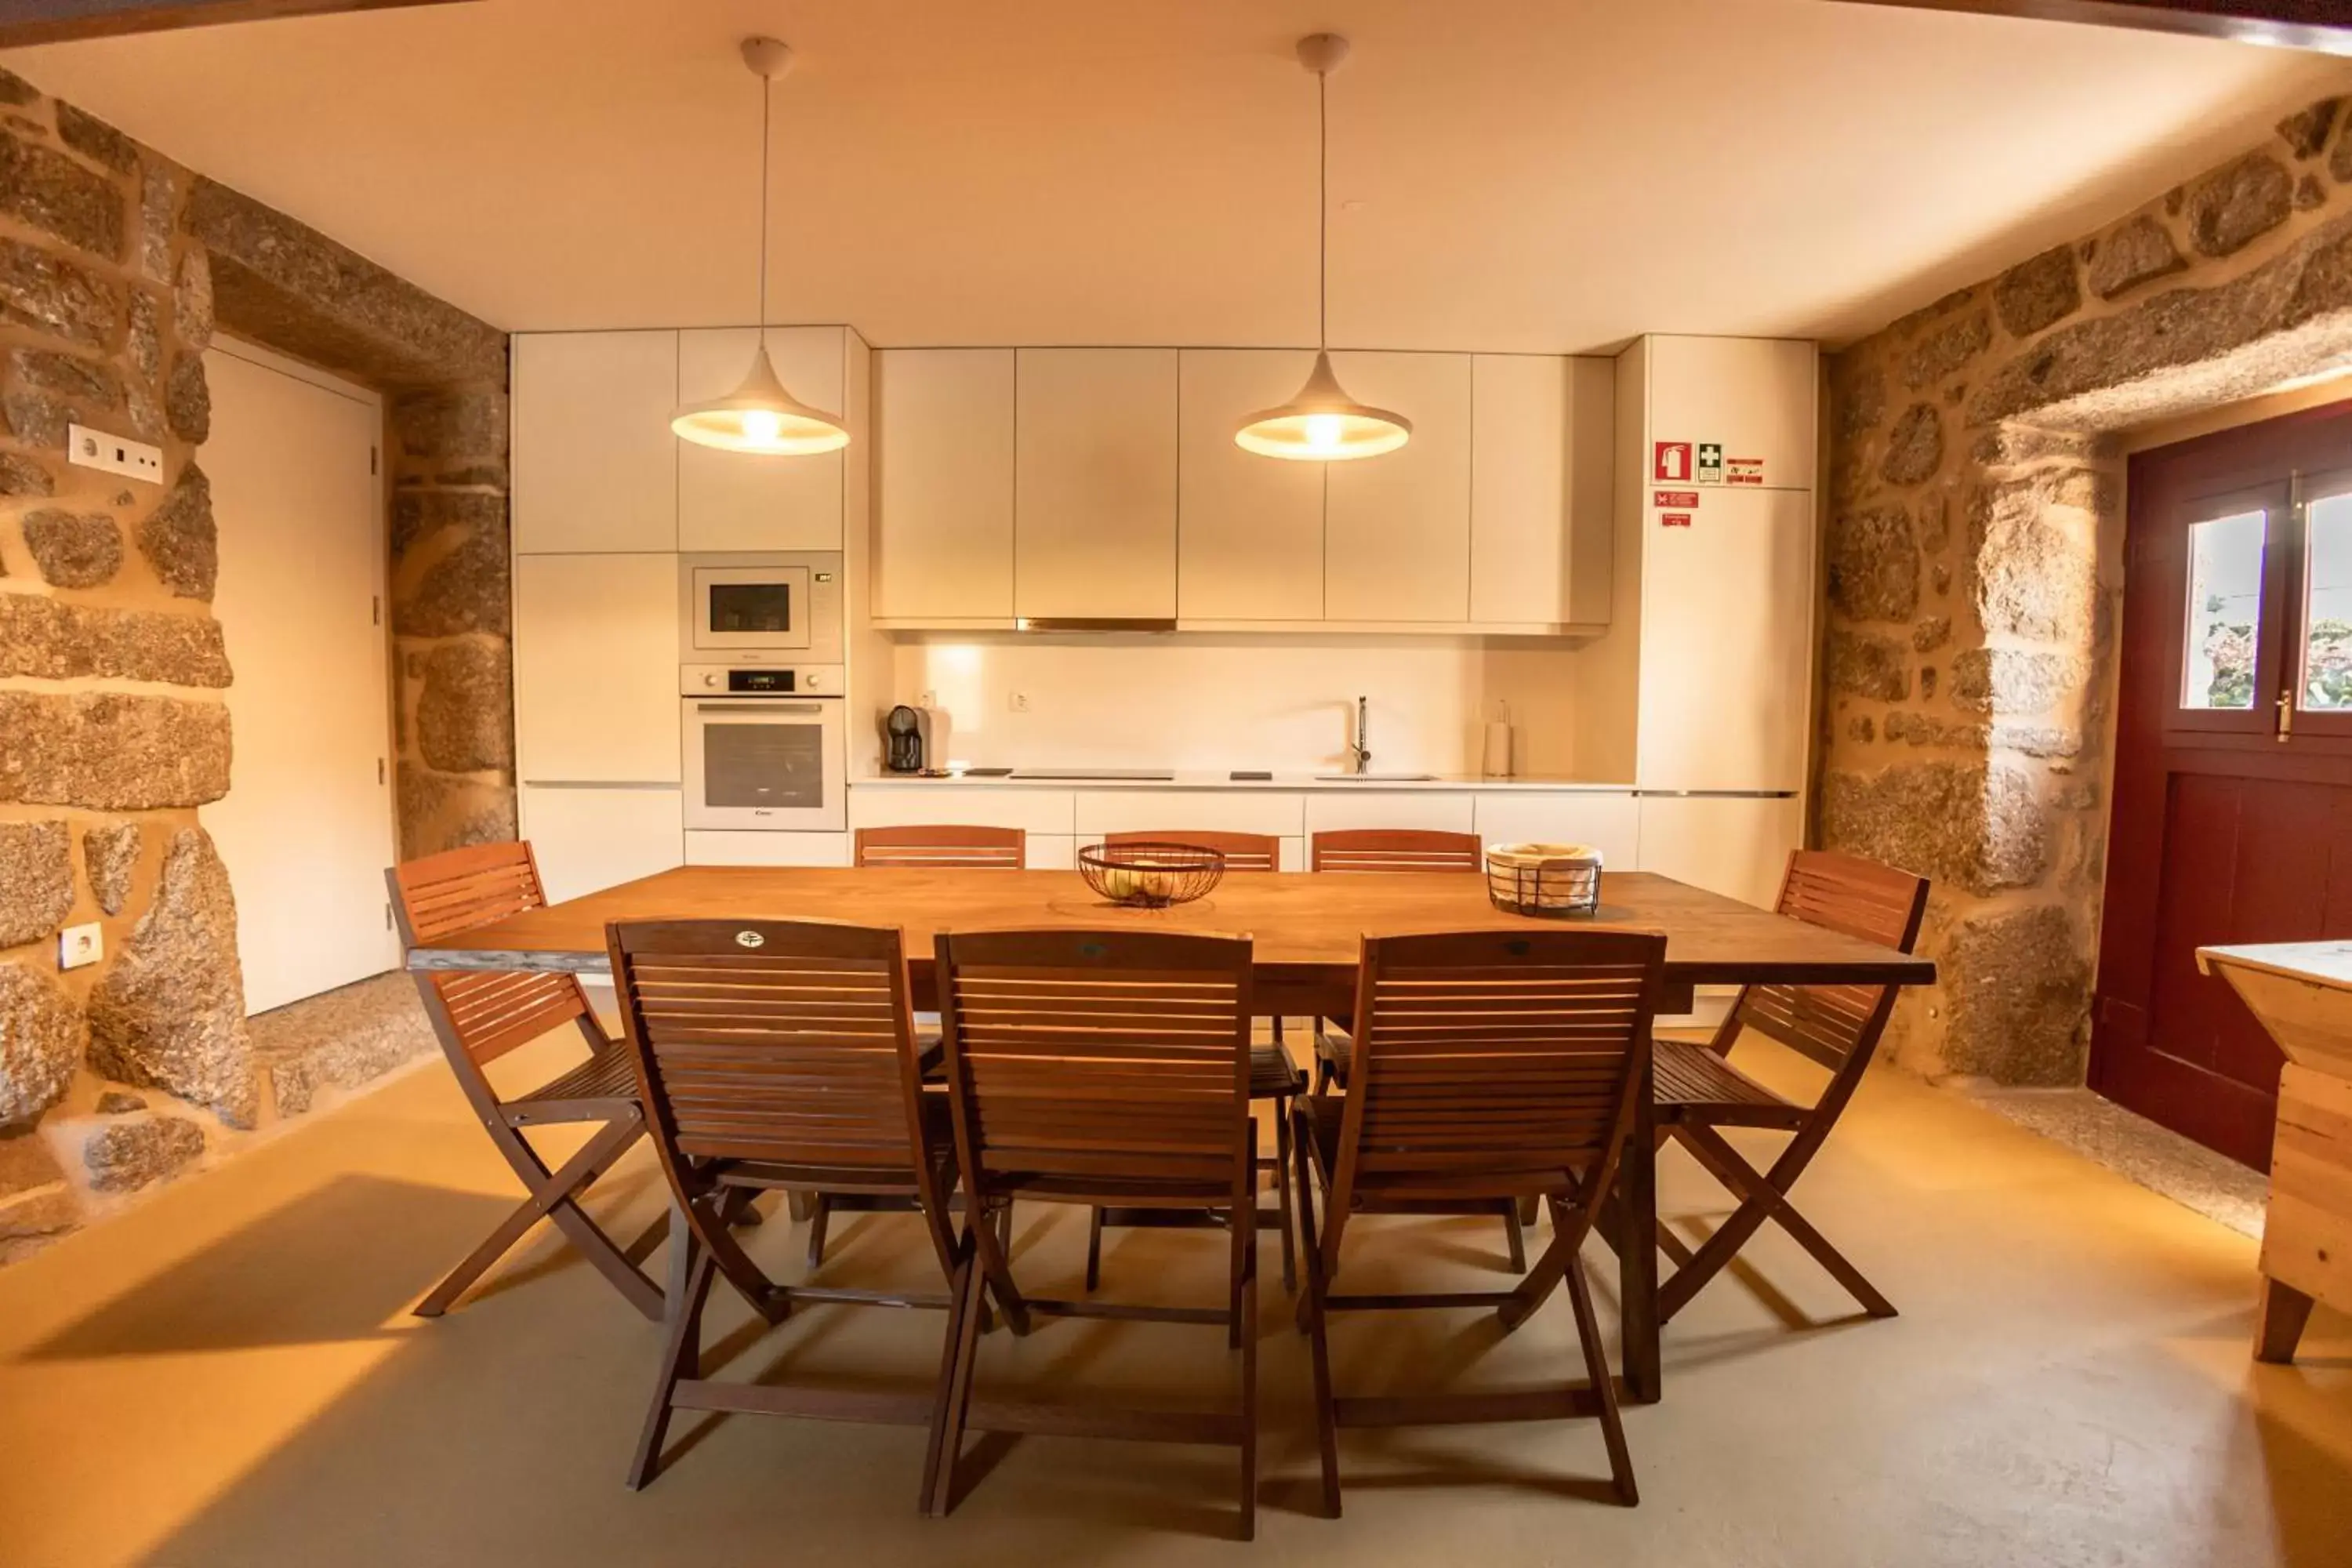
1236;34;1409;462
671;38;849;456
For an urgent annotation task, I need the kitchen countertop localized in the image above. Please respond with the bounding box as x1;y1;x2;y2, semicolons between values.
850;771;1655;793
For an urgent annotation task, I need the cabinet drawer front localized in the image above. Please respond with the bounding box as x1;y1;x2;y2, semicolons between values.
1072;789;1306;838
1025;834;1077;871
847;786;1076;836
1305;790;1475;837
1472;792;1640;869
684;829;851;867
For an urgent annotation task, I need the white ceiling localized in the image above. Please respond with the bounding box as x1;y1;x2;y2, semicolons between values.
8;0;2350;351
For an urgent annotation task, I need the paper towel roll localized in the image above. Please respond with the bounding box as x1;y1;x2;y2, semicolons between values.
1483;720;1513;779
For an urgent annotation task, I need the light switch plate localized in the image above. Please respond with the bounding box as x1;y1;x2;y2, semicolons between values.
67;423;164;485
59;922;103;970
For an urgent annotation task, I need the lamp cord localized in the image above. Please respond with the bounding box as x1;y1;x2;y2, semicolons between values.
758;71;771;336
1317;64;1327;350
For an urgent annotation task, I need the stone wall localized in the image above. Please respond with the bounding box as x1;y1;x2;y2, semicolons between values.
1822;86;2352;1083
0;67;507;1259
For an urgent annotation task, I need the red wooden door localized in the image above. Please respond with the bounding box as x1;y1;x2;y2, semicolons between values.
2093;401;2352;1168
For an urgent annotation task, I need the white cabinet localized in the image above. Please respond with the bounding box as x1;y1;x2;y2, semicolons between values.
1470;355;1613;629
847;786;1076;837
1643;336;1817;492
1472;791;1640;870
871;348;1016;622
521;785;684;905
1305;789;1475;837
684;829;851;867
513;553;681;783
677;327;846;551
1072;789;1307;840
1635;484;1814;792
1014;348;1179;621
1177;350;1325;621
1635;795;1802;910
1324;352;1472;622
1025;835;1077;871
512;332;677;553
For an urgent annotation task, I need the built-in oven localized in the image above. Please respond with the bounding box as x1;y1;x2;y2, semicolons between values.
680;551;844;662
681;664;846;831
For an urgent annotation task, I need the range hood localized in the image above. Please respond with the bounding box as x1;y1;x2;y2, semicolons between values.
1013;616;1178;634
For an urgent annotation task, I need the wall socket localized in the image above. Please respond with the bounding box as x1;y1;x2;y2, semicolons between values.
58;922;103;971
1008;691;1030;713
67;423;164;485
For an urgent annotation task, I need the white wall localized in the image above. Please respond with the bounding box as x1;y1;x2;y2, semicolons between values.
885;633;1592;777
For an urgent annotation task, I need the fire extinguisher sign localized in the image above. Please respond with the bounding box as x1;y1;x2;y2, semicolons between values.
1653;441;1693;482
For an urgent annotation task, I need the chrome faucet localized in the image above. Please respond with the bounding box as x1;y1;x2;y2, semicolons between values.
1348;695;1371;775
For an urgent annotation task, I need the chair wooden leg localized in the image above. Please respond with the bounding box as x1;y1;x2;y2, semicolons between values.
1666;1123;1893;1321
920;1240;980;1515
1084;1207;1105;1291
972;1200;1031;1336
1290;1108;1341;1518
419;1112;660;1321
1502;1200;1528;1273
2256;1277;2318;1365
786;1191;815;1222
804;1194;832;1272
627;1211;716;1490
1564;1250;1637;1507
1273;1096;1298;1294
926;1233;990;1517
1236;1186;1259;1541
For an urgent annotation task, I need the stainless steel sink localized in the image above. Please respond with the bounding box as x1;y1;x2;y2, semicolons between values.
1312;773;1439;782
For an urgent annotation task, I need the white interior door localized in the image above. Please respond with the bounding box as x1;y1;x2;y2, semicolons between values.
198;340;397;1014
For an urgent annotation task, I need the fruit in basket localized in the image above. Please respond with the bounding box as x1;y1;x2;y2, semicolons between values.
1099;866;1142;900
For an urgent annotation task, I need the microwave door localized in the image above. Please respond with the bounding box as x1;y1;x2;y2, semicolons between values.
695;567;812;652
685;700;845;830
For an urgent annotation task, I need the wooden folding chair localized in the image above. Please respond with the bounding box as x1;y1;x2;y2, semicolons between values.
854;824;1026;869
606;917;974;1504
389;842;665;1321
1305;828;1532;1267
1091;830;1305;1294
1652;849;1929;1323
926;928;1262;1539
1292;928;1666;1515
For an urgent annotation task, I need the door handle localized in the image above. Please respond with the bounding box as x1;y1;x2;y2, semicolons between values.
695;702;823;715
2277;688;2296;742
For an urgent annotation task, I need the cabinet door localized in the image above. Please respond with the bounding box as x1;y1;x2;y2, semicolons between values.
677;327;845;551
1636;485;1814;791
872;349;1015;621
1324;352;1472;622
1471;355;1613;627
1014;348;1178;620
1177;350;1324;621
514;553;682;783
1643;336;1817;492
1634;795;1802;910
520;785;683;904
1472;791;1640;869
512;332;677;553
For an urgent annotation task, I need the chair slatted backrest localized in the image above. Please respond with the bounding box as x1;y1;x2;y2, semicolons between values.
1337;929;1666;1193
1102;830;1279;872
935;930;1254;1191
608;919;931;1175
1312;829;1483;874
855;826;1025;869
389;842;593;1068
1722;851;1929;1072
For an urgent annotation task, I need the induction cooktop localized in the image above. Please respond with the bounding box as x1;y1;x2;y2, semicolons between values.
1006;768;1175;781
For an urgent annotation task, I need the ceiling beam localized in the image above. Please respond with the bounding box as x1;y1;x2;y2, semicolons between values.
0;0;472;49
1831;1;2352;53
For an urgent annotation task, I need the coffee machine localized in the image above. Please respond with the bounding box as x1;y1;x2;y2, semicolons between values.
883;705;950;774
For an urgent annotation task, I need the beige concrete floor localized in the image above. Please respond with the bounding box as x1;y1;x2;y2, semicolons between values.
2;1033;2348;1568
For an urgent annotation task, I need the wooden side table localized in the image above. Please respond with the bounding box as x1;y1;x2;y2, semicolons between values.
2197;942;2352;1363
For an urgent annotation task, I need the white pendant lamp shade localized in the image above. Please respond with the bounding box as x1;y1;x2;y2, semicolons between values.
1236;33;1408;463
1234;350;1410;460
673;343;850;454
671;37;848;456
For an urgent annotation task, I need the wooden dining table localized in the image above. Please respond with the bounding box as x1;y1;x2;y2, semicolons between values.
406;863;1936;1405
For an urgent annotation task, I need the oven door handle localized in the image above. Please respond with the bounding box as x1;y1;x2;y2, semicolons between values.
694;702;826;715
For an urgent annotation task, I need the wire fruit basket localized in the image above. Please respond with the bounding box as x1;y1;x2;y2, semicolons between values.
1077;841;1225;908
1484;842;1603;918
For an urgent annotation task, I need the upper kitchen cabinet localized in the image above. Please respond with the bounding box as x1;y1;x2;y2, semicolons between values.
512;331;679;553
1014;348;1179;622
1469;355;1613;630
512;552;683;784
1176;350;1325;622
1323;352;1472;622
1639;335;1818;492
677;326;852;551
871;348;1016;624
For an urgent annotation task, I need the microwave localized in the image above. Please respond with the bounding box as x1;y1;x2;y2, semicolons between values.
678;551;844;663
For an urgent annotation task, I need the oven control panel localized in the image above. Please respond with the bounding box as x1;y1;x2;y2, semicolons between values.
680;663;844;696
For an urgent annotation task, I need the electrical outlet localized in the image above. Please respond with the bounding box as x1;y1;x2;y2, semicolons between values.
919;689;938;710
67;424;164;485
1008;691;1030;713
58;922;103;971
